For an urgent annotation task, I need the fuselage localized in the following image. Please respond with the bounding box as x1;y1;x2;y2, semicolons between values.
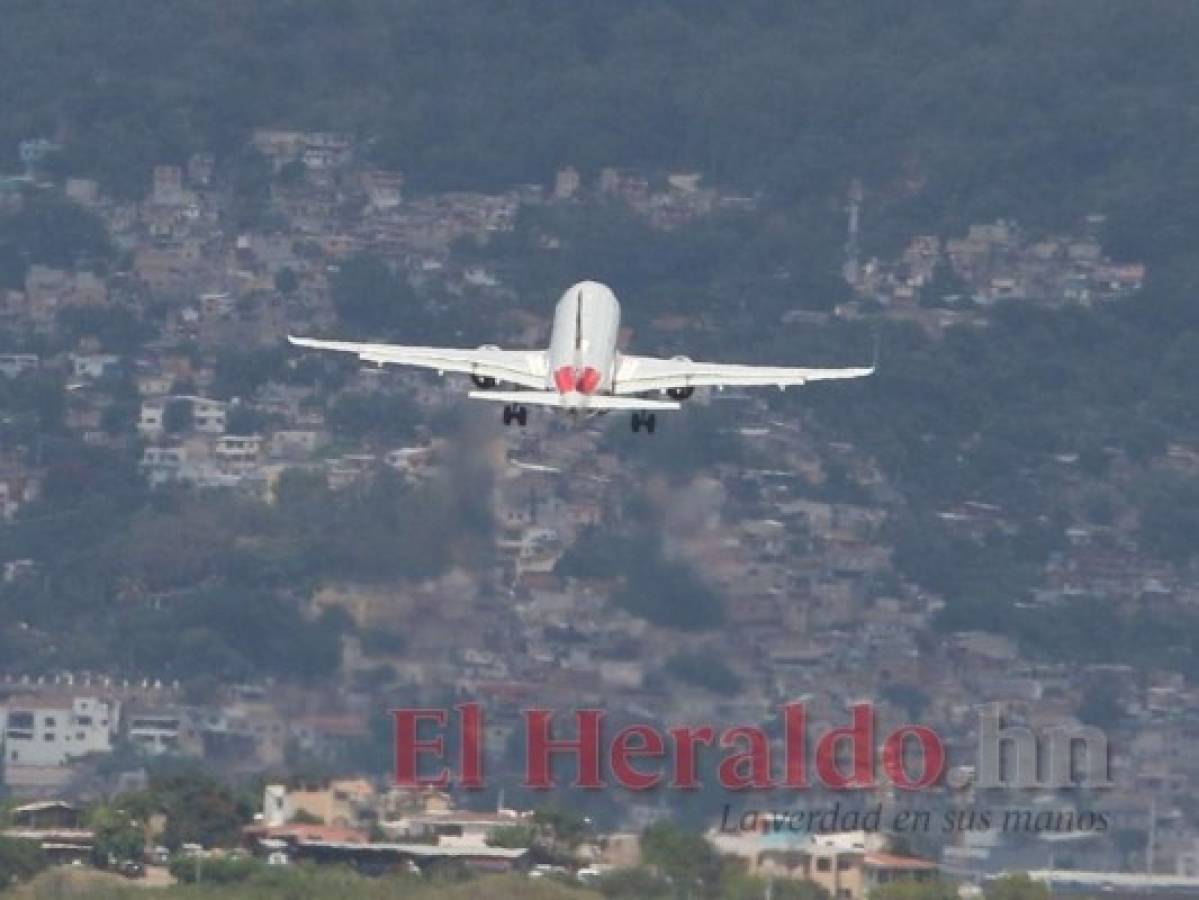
547;281;621;410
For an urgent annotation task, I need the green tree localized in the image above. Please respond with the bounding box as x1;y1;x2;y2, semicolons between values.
640;822;722;894
327;390;417;443
154;772;246;850
487;823;538;848
331;253;418;334
663;651;742;695
871;879;960;900
532;805;591;851
162;397;194;434
90;804;145;865
275;266;299;295
0;194;112;281
984;873;1050;900
0;837;46;888
597;866;673;898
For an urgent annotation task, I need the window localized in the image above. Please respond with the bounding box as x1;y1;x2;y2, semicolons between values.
838;857;852;871
44;733;55;742
816;858;832;872
44;716;56;728
7;712;33;730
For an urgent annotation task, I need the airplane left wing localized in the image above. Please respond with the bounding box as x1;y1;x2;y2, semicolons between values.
612;354;874;394
288;336;548;390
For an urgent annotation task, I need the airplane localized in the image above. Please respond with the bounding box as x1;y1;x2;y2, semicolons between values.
289;280;874;434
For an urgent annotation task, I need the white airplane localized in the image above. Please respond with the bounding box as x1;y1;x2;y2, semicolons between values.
289;280;873;434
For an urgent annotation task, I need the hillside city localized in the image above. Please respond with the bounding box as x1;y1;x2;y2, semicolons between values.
0;127;1193;897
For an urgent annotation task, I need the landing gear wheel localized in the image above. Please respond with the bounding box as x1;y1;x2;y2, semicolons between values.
631;412;656;434
516;406;528;427
502;405;514;426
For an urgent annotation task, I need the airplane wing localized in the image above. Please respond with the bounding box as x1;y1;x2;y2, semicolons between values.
288;336;548;390
611;354;874;394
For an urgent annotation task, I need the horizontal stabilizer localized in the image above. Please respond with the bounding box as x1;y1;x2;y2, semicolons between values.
468;390;680;411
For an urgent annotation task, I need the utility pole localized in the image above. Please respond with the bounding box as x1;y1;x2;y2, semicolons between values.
1147;794;1157;882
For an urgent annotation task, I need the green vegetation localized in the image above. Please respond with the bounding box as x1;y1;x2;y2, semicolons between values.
330;254;421;338
0;460;472;681
11;868;596;900
327;391;418;444
0;836;46;889
869;881;961;900
3;1;1197;262
0;194;112;288
983;874;1051;900
663;651;742;695
558;527;725;630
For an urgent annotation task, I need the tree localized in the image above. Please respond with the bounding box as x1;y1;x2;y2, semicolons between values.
0;194;112;280
920;261;970;307
225;403;268;435
330;253;418;334
90;804;145;865
0;837;46;888
663;651;742;695
1078;679;1124;730
532;805;591;850
984;874;1050;900
722;872;829;900
154;772;246;850
639;822;722;893
486;823;537;848
870;880;960;900
162;397;194;434
597;866;673;898
326;390;417;443
275;266;299;295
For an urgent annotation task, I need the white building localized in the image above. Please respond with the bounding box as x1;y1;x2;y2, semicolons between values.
191;397;228;434
70;353;121;380
0;354;39;379
137;401;165;438
126;711;184;756
215;435;263;474
3;695;118;769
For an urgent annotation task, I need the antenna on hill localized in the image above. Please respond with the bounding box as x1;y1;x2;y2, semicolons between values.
843;178;863;287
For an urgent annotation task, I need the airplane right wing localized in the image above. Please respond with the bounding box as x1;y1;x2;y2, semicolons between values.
288;336;548;390
611;354;874;394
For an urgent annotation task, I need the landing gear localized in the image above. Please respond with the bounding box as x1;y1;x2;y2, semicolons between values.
502;405;528;427
630;411;657;434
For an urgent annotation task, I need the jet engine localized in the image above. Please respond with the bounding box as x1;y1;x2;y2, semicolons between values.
472;347;501;389
666;356;695;401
